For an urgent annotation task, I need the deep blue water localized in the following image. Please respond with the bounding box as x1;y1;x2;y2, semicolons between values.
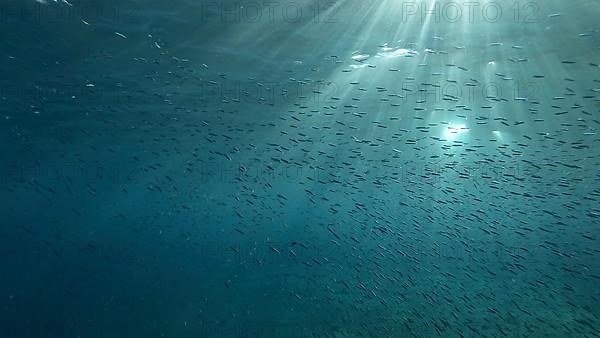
0;0;599;337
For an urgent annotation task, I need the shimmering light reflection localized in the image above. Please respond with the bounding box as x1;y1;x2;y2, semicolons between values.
443;123;468;139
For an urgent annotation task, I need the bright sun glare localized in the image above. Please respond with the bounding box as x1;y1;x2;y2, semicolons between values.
443;123;468;139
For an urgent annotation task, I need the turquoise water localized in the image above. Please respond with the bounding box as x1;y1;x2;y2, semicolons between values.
0;0;599;337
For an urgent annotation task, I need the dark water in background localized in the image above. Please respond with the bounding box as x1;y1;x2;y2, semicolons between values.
1;0;599;337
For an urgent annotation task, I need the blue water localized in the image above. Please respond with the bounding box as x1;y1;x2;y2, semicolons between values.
1;0;599;337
